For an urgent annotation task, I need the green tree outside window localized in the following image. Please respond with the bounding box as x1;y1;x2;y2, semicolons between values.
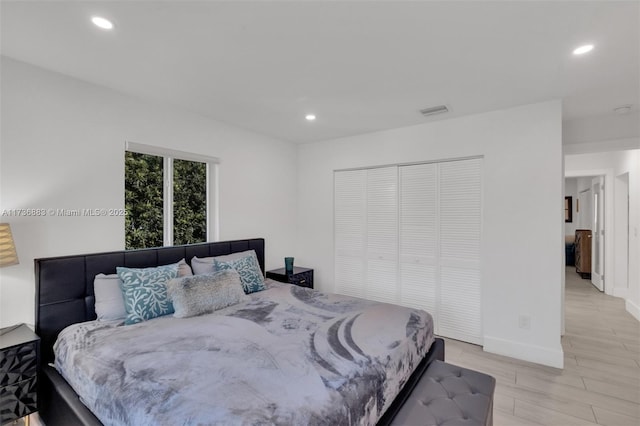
125;151;207;249
173;159;207;245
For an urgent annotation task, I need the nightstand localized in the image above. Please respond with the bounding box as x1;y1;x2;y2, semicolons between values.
0;324;39;425
266;267;314;289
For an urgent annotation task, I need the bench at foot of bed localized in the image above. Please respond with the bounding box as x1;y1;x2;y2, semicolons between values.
390;360;496;426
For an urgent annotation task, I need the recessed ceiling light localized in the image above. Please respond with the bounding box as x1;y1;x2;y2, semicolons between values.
305;114;316;121
91;16;114;30
572;44;594;55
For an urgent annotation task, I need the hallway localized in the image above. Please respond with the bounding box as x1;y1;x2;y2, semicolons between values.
443;267;640;425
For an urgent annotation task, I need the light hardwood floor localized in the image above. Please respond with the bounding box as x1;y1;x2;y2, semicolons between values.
443;267;640;425
19;267;640;425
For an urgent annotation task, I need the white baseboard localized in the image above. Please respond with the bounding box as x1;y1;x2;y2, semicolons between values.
626;299;640;322
483;335;564;369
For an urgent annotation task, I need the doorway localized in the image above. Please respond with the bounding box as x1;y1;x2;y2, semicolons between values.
565;175;606;292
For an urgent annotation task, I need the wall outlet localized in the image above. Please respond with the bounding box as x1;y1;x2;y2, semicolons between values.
518;315;531;330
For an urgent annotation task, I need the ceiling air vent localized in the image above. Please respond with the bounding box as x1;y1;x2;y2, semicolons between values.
420;105;449;117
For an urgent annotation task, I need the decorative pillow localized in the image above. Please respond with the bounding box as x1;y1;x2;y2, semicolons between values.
95;259;191;322
94;274;127;321
190;256;216;275
214;254;265;294
178;259;194;277
166;269;247;318
116;263;179;325
191;250;259;275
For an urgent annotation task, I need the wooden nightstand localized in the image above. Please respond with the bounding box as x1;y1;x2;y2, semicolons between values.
266;267;314;289
0;324;40;425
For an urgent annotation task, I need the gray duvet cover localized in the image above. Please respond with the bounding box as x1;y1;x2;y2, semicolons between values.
54;280;434;426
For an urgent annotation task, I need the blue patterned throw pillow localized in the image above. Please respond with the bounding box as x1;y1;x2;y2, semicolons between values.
117;263;179;325
214;255;265;294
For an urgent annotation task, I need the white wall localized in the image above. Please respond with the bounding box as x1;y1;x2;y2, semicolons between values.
0;57;298;327
565;150;640;320
563;112;639;146
297;101;565;368
615;172;630;305
576;177;593;193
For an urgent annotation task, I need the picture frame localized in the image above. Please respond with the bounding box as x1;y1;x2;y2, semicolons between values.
565;196;573;223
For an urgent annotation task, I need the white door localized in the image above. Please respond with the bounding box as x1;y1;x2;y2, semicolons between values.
438;159;483;344
577;188;592;230
366;167;399;304
591;176;605;291
333;167;399;303
399;163;438;326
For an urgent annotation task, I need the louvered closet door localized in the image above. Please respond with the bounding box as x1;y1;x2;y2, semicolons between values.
366;167;399;304
399;164;438;317
334;170;367;297
334;159;482;346
438;158;482;344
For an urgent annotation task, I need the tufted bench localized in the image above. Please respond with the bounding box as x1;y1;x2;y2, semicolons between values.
390;360;496;426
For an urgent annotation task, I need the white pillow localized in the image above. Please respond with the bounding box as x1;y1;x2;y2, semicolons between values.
94;274;127;321
191;250;259;275
94;259;192;321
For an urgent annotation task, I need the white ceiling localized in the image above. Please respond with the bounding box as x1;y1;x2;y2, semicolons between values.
1;1;638;143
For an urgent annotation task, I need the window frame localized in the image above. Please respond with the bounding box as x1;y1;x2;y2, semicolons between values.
125;141;220;247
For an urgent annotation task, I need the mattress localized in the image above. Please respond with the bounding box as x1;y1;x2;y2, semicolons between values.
54;280;434;426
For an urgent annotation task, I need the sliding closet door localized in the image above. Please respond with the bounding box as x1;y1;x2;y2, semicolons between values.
334;170;366;297
365;167;399;303
399;164;438;317
334;158;482;345
334;167;398;302
438;159;482;344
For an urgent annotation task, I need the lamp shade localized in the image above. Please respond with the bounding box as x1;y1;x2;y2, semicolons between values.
0;223;19;267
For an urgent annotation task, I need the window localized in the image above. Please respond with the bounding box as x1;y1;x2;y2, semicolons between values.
124;142;219;250
125;151;164;249
173;159;207;245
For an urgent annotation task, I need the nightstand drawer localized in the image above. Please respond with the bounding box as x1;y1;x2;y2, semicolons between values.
290;271;313;288
266;267;314;289
0;376;37;423
0;342;38;386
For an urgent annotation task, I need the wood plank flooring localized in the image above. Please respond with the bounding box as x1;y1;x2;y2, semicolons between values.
20;267;640;425
443;267;640;425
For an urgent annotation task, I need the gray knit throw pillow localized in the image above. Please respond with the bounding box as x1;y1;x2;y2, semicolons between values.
167;269;247;318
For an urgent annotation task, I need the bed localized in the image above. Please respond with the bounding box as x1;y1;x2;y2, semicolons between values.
35;238;445;425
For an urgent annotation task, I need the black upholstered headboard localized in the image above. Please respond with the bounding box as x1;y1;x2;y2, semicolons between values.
35;238;265;365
